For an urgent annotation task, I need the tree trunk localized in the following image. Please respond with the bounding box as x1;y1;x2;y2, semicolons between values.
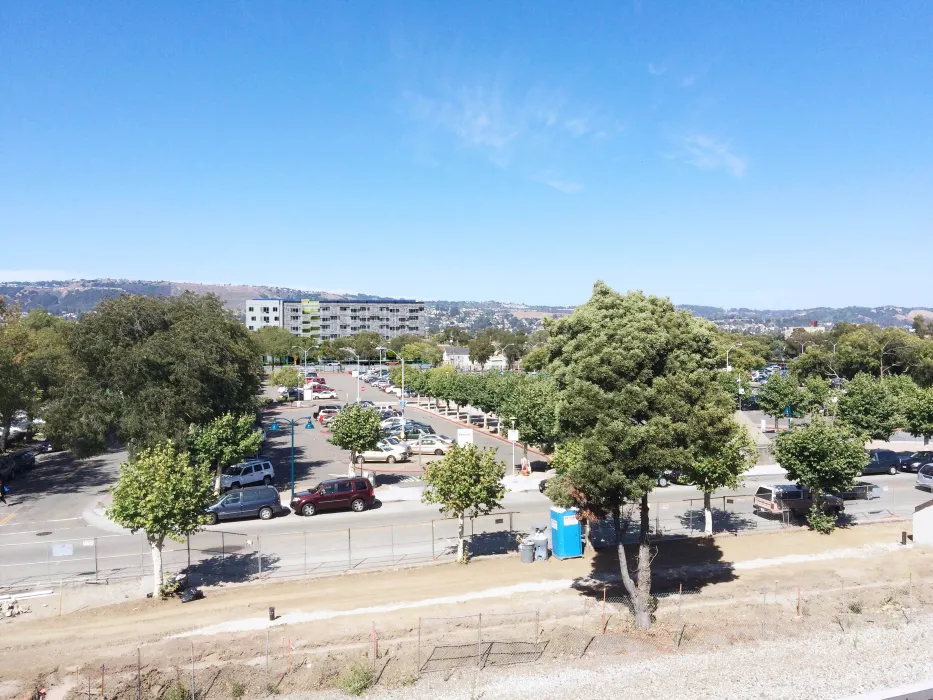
456;513;467;563
925;435;930;446
612;507;641;617
483;412;488;430
703;491;713;535
633;494;653;628
149;534;165;599
0;418;9;453
348;450;357;478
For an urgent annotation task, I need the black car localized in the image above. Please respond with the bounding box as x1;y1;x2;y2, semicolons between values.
863;449;901;475
900;451;933;473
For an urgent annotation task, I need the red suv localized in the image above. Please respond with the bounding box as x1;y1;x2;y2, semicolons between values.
291;478;375;516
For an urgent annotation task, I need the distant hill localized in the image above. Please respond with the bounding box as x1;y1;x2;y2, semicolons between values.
677;304;932;327
1;279;929;328
0;279;393;316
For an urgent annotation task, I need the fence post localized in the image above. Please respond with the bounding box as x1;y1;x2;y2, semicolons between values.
303;531;307;575
348;529;352;570
190;641;196;700
141;532;145;570
842;579;847;632
47;543;51;583
909;573;913;624
431;521;435;560
534;608;539;644
258;537;262;578
476;613;482;669
137;648;141;700
222;532;226;561
601;588;606;634
187;535;191;570
94;538;99;582
417;617;422;675
391;525;395;564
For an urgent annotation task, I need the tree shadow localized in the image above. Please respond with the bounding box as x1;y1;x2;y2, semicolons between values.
674;508;762;536
469;531;519;557
185;552;282;586
3;448;121;500
573;522;737;601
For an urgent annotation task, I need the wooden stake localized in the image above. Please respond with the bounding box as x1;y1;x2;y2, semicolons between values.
59;579;63;617
797;586;801;617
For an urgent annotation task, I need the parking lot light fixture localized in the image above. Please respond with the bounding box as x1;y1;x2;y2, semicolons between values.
343;348;361;402
269;419;280;432
726;343;742;371
268;416;313;500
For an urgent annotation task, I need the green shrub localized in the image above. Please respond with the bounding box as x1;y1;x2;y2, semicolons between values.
337;661;375;696
806;504;837;534
162;684;192;700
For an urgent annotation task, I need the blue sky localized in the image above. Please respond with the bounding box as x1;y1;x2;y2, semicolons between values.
2;1;931;308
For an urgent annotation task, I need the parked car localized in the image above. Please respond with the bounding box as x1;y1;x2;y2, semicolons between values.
314;388;339;399
220;459;275;490
206;485;282;524
406;434;454;455
318;408;340;424
291;478;375;516
313;403;342;418
356;441;411;464
863;449;901;476
900;451;933;473
834;480;883;500
917;464;933;491
753;484;844;518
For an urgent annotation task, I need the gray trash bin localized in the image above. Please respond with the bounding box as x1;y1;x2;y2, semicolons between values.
519;542;535;564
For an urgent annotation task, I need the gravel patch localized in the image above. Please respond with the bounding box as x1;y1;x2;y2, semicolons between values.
279;613;933;700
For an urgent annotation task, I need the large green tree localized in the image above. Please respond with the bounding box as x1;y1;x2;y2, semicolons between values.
44;293;263;456
498;375;558;464
271;367;302;389
836;373;901;441
108;441;215;597
772;419;869;533
757;373;804;430
685;431;757;534
188;412;263;492
327;403;383;473
546;282;736;628
468;338;494;369
254;326;298;368
905;387;933;446
421;444;505;563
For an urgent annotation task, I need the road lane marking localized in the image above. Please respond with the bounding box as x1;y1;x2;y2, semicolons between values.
0;512;17;527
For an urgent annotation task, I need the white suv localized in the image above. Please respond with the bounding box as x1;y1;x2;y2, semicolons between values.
221;460;275;490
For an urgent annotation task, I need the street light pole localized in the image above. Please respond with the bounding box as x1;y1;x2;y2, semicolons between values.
343;348;360;403
269;416;315;500
726;343;742;371
379;347;406;418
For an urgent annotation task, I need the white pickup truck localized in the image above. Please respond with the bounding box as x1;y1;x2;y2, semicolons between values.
753;484;844;518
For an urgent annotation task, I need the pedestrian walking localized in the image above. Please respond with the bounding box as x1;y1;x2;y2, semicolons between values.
0;474;9;506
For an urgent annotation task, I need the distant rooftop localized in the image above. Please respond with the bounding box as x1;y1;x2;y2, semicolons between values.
245;298;420;303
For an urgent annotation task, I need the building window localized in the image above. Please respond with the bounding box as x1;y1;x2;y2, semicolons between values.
262;307;270;313
250;316;256;321
273;316;279;322
263;316;270;322
339;307;348;311
248;306;254;312
248;325;254;330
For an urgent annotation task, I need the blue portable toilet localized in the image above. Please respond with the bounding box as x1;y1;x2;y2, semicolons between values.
550;506;583;559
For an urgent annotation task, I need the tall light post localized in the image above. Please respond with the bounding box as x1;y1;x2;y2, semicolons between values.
494;343;517;372
291;345;315;370
268;416;315;500
510;417;517;476
343;348;360;403
377;346;405;418
726;343;742;371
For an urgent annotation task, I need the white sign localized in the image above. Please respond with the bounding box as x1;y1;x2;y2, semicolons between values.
456;428;474;447
351;370;360;377
761;419;767;432
51;544;73;557
563;515;577;526
82;540;95;547
507;429;519;442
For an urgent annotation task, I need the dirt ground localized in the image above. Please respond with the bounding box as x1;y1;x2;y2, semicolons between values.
1;521;929;699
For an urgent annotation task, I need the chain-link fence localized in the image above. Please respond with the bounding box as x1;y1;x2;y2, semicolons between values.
0;512;545;590
417;610;543;673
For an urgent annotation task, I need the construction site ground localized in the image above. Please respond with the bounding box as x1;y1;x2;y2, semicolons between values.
1;521;930;700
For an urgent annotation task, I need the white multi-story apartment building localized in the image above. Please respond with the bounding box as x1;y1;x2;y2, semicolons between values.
244;298;424;342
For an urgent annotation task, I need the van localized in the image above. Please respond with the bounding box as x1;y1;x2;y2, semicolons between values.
206;486;282;523
220;459;274;490
753;484;843;518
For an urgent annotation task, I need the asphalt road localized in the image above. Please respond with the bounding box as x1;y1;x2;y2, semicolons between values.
1;370;931;589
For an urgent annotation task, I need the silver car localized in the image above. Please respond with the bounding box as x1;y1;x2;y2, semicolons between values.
356;441;411;465
916;464;933;491
406;434;454;456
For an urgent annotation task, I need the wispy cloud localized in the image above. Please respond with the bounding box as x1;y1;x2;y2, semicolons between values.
537;174;584;194
680;75;696;88
403;81;612;190
676;134;748;178
648;62;667;76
